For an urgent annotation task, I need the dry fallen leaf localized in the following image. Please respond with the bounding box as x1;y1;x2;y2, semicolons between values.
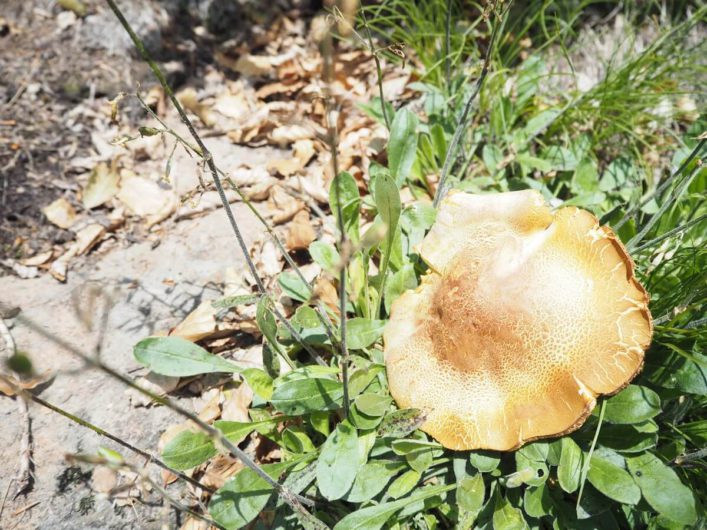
73;223;106;255
176;87;215;127
117;174;177;226
20;251;54;268
266;158;301;177
201;455;243;490
286;210;316;251
82;162;120;209
270;124;312;147
92;465;118;494
0;371;52;397
221;383;253;424
197;388;222;423
235;54;275;77
269;186;304;224
42;197;77;229
313;277;339;314
170;300;218;342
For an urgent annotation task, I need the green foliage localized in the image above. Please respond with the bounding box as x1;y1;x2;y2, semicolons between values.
133;336;242;376
136;2;706;528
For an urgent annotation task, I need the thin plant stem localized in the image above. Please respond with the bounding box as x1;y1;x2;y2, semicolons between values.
632;214;706;253
134;96;334;365
627;165;701;251
359;5;390;130
614;138;705;231
321;27;350;419
26;393;215;493
445;0;453;87
69;454;224;529
15;314;316;514
433;4;509;207
577;400;606;509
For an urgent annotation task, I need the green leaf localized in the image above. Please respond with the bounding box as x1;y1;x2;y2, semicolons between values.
515;442;549;487
215;419;276;444
388;108;418;184
644;350;707;395
209;461;292;530
374;172;402;318
457;473;485;514
430;123;447;163
330;171;361;243
161;430;216;470
626;453;697;525
277;271;310;302
493;494;529;530
355;393;392;417
604;385;661;424
524;483;553;519
344;460;405;503
240;368;273;400
387;469;421;499
558;437;583;493
587;455;641;505
133;336;242;377
346;318;386;350
271;378;344;415
316;421;361;500
391;439;441;455
309;241;341;276
469;451;501;473
211;294;259;309
377;408;425;438
334;484;454;530
384;263;417;314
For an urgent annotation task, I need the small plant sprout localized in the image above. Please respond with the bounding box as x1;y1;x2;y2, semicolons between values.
384;190;653;450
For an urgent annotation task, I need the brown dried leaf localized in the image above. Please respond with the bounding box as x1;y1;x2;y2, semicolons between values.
117;175;177;226
171;301;218;342
221;384;253;424
286;210;315;251
202;455;243;490
83;162;120;209
42;197;77;229
266;158;301;177
92;465;118;493
74;223;106;255
269;186;303;224
20;251;54;267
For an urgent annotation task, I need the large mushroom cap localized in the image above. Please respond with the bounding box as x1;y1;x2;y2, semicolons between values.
384;190;652;451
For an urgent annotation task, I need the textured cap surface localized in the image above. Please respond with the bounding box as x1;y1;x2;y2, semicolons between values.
384;190;652;450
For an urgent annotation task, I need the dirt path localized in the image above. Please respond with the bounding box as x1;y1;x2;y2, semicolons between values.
0;200;265;529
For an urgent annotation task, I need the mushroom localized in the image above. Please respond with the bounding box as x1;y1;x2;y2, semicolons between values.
384;190;652;451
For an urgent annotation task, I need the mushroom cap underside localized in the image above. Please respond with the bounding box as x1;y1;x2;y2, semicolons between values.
384;190;652;451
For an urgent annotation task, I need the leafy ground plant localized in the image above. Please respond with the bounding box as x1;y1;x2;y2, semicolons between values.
114;1;705;529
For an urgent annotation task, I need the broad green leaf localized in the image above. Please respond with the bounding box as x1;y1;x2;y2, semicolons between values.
346;318;386;350
374;172;402;318
644;350;707;395
405;447;434;473
215;419;277;444
316;421;361;500
211;294;259;309
524;483;553;519
469;451;501;473
391;439;441;455
309;241;341;276
282;427;316;454
271;378;344;415
387;469;421;499
209;461;292;530
558;437;583;493
334;484;454;530
493;494;529;530
344;460;405;503
457;473;485;514
430;123;447;162
241;368;273;400
162;430;216;470
377;408;425;438
355;393;392;417
541;145;579;171
277;271;310;302
348;364;385;397
626;453;697;525
604;385;661;424
329;171;360;243
388;108;418;184
515;443;549;487
384;263;417;314
587;455;641;505
350;404;384;430
310;410;330;437
133;336;241;377
524;108;560;138
598;423;657;453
